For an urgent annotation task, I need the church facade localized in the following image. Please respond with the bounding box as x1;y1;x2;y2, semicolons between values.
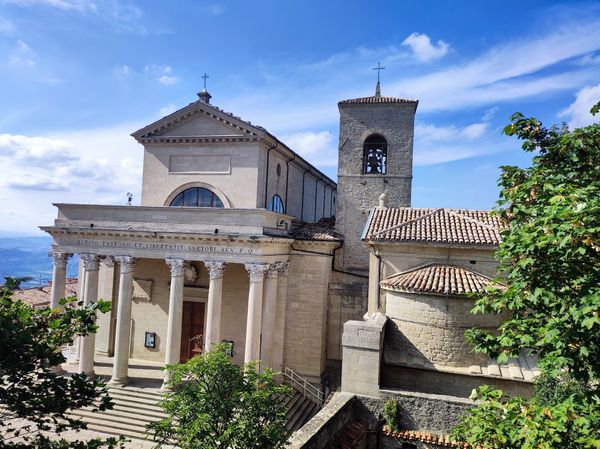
42;84;535;406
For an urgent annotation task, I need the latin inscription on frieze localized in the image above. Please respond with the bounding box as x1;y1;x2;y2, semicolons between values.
57;237;254;255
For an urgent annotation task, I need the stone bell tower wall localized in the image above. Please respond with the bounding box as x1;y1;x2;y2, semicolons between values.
336;101;417;274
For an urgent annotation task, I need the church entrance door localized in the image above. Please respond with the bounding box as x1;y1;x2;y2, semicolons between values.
180;301;206;362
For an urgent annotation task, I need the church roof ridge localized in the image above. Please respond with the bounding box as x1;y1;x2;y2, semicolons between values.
364;207;503;246
338;95;418;105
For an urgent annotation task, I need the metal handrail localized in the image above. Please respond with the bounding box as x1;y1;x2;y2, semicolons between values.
282;367;324;407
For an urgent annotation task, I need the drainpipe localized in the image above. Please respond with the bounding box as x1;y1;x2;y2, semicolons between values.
263;143;277;209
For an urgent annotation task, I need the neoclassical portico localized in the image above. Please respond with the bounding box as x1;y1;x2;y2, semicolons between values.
43;203;296;386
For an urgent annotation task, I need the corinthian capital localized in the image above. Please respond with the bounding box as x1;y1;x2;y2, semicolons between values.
165;258;187;277
116;256;137;273
265;264;279;279
274;261;290;276
205;261;226;280
80;253;100;271
244;263;269;283
50;252;71;268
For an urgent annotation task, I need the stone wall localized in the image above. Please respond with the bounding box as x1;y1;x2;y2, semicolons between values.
287;393;357;449
284;247;334;383
360;390;472;434
383;291;501;369
381;364;533;398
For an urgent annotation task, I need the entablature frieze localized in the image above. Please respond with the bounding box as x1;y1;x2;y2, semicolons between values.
43;228;293;264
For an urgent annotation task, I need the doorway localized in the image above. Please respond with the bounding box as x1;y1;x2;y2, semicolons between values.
180;301;206;362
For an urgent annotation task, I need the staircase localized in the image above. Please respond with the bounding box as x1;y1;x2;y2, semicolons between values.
284;391;320;433
69;386;165;441
69;385;319;441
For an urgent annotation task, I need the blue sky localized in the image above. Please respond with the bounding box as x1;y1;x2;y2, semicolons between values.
1;0;599;235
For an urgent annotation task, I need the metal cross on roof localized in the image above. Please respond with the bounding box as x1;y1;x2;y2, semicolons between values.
202;73;209;90
372;62;385;83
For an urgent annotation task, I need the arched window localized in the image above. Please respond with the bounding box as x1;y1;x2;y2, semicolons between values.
169;187;224;208
363;134;387;174
268;194;285;213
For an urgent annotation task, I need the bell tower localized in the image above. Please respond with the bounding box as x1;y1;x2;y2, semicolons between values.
335;85;418;274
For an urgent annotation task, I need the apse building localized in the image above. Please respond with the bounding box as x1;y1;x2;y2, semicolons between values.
42;83;536;440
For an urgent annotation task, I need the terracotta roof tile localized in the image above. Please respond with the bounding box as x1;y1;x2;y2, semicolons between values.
381;264;497;296
381;428;462;448
13;278;78;308
365;207;502;246
338;95;418;105
292;217;342;241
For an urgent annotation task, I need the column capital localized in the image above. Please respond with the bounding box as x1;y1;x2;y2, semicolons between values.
102;255;116;268
116;256;137;273
265;264;279;279
274;261;290;276
205;261;226;280
50;252;71;268
244;262;269;283
165;258;187;277
80;253;100;271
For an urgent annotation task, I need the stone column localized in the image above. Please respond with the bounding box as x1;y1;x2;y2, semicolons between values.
272;261;290;372
49;252;71;309
163;258;186;387
260;264;279;370
204;261;226;352
96;256;117;356
109;256;136;387
79;254;100;377
243;263;269;365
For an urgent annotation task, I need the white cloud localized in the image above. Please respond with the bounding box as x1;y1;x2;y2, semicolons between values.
158;75;179;85
209;4;224;15
577;53;600;66
0;124;144;232
8;40;35;68
402;32;450;62
3;0;146;34
281;131;337;167
114;64;132;77
0;16;15;34
558;83;600;128
415;122;488;143
158;104;177;117
145;64;179;85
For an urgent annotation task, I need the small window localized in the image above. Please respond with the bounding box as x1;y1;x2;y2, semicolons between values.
363;134;388;174
268;194;285;213
276;163;282;176
170;187;224;208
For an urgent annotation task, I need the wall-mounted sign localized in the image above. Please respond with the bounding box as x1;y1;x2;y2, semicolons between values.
145;332;156;348
222;340;234;357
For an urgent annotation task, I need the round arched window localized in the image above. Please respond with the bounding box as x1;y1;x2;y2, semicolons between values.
363;134;388;174
268;194;285;213
169;187;224;208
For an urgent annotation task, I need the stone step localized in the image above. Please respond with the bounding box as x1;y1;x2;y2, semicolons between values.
75;414;154;437
109;403;166;419
75;407;165;423
107;386;163;400
103;394;164;410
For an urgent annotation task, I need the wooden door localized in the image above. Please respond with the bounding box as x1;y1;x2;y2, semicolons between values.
180;301;206;362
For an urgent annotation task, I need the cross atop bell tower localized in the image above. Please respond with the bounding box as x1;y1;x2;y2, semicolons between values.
372;62;385;97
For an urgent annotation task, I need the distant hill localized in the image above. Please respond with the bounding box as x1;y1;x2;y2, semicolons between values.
0;236;79;288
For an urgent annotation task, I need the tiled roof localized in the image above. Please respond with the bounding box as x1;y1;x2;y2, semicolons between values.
381;264;497;296
13;278;78;308
364;207;502;246
338;95;418;105
381;428;461;448
292;217;342;241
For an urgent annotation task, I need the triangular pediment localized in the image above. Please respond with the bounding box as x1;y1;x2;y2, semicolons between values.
131;101;265;142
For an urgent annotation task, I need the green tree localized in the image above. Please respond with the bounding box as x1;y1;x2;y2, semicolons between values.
0;277;123;449
149;346;293;449
451;102;600;449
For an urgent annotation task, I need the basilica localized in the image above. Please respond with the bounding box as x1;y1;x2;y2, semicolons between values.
42;81;537;446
